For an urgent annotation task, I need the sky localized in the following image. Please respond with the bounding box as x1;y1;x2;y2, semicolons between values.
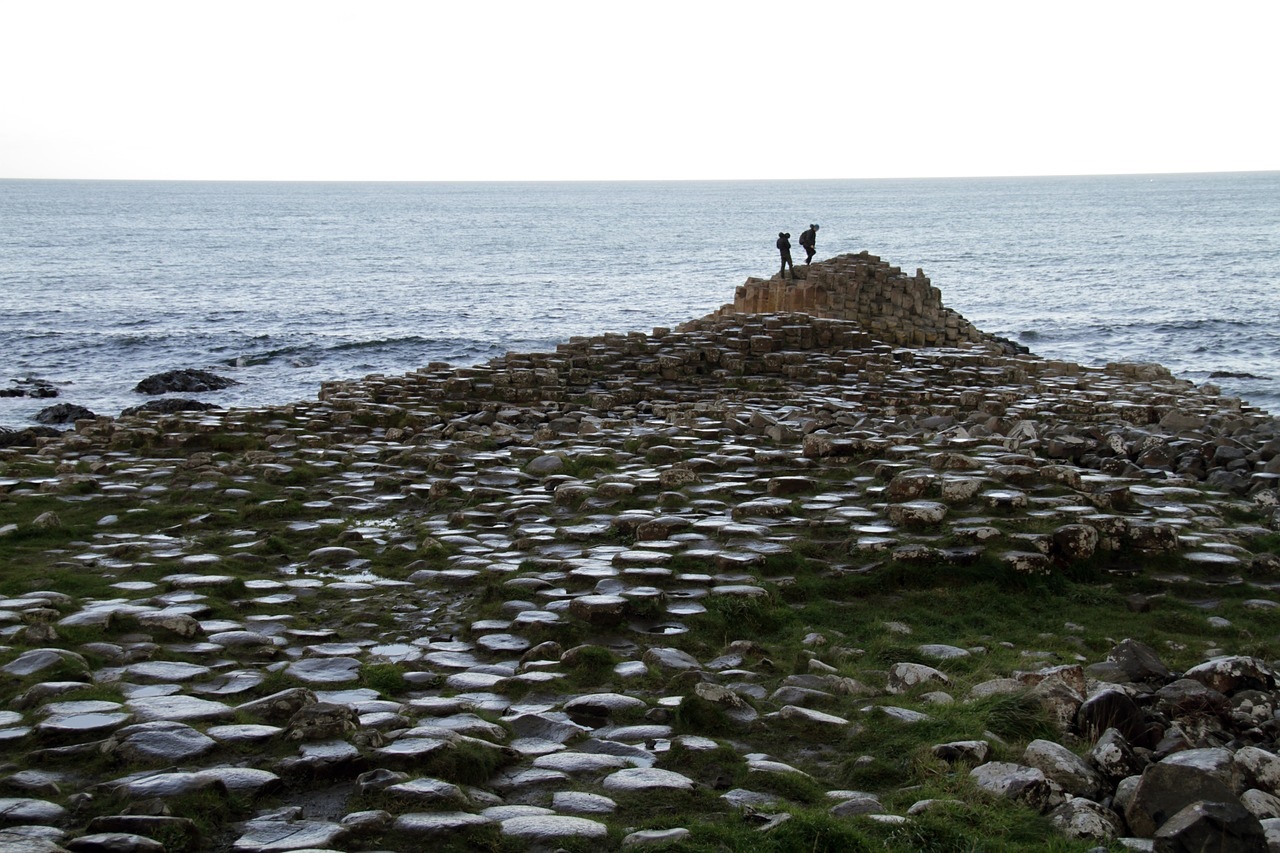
1;1;1276;181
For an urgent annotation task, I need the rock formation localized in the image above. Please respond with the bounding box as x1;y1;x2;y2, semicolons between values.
722;252;987;348
133;369;238;396
1;255;1278;851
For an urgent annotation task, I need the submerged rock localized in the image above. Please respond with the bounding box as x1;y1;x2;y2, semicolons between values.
133;369;237;395
34;403;95;425
120;398;218;416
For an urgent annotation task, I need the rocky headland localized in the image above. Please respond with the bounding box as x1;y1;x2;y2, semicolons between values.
2;253;1280;852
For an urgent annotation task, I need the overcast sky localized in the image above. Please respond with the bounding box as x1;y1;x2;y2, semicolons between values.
2;1;1275;181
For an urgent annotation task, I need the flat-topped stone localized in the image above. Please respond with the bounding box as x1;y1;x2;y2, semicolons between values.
602;767;696;793
126;695;234;724
286;657;361;684
501;814;609;842
107;720;216;763
0;797;68;826
232;817;348;852
391;811;493;837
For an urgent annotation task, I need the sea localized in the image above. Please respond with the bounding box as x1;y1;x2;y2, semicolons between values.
2;172;1278;429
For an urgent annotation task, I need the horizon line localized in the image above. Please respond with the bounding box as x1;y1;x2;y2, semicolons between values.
2;169;1278;185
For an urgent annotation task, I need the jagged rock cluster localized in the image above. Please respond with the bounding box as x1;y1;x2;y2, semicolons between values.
725;253;986;348
961;642;1280;851
2;259;1280;851
0;379;58;400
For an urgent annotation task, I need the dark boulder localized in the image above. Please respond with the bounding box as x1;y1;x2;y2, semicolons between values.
120;399;219;417
1078;689;1162;749
1126;761;1244;837
0;426;61;448
0;378;57;398
35;403;96;425
1089;727;1145;781
1155;679;1231;726
1183;656;1276;696
286;702;360;742
1208;370;1266;379
1152;800;1266;852
133;369;238;395
1107;638;1173;684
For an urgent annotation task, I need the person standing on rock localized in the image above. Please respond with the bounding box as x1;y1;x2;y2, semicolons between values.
798;223;819;265
776;232;794;279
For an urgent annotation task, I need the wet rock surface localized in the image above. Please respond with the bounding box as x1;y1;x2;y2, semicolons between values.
119;400;220;418
1;378;59;399
132;370;238;396
2;254;1280;850
35;405;96;426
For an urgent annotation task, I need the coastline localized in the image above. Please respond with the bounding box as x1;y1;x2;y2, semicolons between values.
4;172;1280;429
2;255;1280;850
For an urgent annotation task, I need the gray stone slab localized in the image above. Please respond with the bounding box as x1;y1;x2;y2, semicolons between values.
384;777;469;808
553;791;618;814
501;815;609;842
391;812;492;837
532;751;632;775
206;722;281;742
126;695;234;724
1;649;88;678
602;767;695;793
231;818;347;852
285;657;361;684
122;661;212;683
110;721;216;763
0;797;68;826
35;712;132;739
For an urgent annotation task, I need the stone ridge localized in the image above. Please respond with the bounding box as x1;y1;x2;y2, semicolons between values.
313;253;989;413
720;251;987;348
316;311;889;412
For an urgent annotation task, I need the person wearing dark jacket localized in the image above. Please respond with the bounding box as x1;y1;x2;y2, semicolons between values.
798;223;819;264
776;232;794;278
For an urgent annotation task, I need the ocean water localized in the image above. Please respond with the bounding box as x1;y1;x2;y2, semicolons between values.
2;173;1278;428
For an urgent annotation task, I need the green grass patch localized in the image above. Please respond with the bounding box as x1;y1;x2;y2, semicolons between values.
981;692;1059;742
665;807;880;852
760;551;811;576
564;644;618;687
612;786;726;825
659;742;746;788
748;768;828;805
561;453;620;479
384;823;506;853
415;739;515;787
359;663;408;697
166;787;255;841
691;589;799;646
836;691;1058;794
673;696;746;738
876;800;1095;852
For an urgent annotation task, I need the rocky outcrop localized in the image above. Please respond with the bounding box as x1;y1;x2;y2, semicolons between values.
133;369;238;395
0;378;57;399
119;399;219;417
720;252;988;348
0;425;61;448
958;640;1280;845
34;404;96;425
